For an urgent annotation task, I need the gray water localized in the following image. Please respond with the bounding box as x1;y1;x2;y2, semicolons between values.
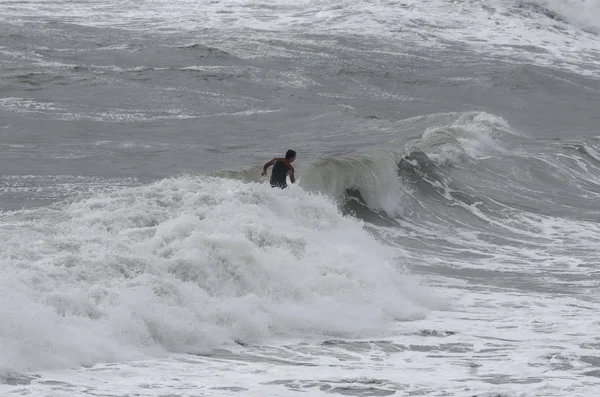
2;1;600;396
2;18;600;206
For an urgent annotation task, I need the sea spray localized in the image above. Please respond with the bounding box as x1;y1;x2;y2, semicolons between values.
0;176;441;376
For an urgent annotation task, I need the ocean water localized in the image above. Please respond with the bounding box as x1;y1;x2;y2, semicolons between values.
1;0;600;396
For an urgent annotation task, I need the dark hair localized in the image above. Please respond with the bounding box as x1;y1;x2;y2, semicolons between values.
285;149;296;159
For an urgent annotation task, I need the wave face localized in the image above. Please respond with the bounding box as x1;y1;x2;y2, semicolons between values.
300;112;517;216
302;111;600;225
300;111;600;284
0;176;443;376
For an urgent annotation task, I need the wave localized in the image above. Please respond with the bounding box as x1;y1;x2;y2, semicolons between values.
287;111;600;231
2;110;600;377
517;0;600;34
3;0;600;80
0;176;443;377
298;112;519;216
562;136;600;162
216;112;531;222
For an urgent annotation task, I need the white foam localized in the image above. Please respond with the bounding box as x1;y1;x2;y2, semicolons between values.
3;281;599;397
0;96;264;122
0;97;62;112
528;0;600;33
0;176;440;376
408;112;520;165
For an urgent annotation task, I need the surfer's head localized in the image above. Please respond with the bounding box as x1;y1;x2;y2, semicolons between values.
285;149;296;162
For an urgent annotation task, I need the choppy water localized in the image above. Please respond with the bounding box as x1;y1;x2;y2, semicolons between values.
1;1;600;396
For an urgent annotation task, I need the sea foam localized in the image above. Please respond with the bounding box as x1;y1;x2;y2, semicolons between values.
0;176;440;376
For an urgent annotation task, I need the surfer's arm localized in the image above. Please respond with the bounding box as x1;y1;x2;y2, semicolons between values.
289;165;295;184
261;158;276;176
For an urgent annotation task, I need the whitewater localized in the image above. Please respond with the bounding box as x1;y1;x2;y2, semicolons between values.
1;0;600;396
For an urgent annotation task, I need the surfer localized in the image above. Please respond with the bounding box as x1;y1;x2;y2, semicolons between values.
261;149;296;189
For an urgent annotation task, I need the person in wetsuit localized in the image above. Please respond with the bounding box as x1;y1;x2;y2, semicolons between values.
261;149;296;188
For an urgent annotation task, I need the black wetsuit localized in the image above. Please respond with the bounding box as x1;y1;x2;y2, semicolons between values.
270;160;290;188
